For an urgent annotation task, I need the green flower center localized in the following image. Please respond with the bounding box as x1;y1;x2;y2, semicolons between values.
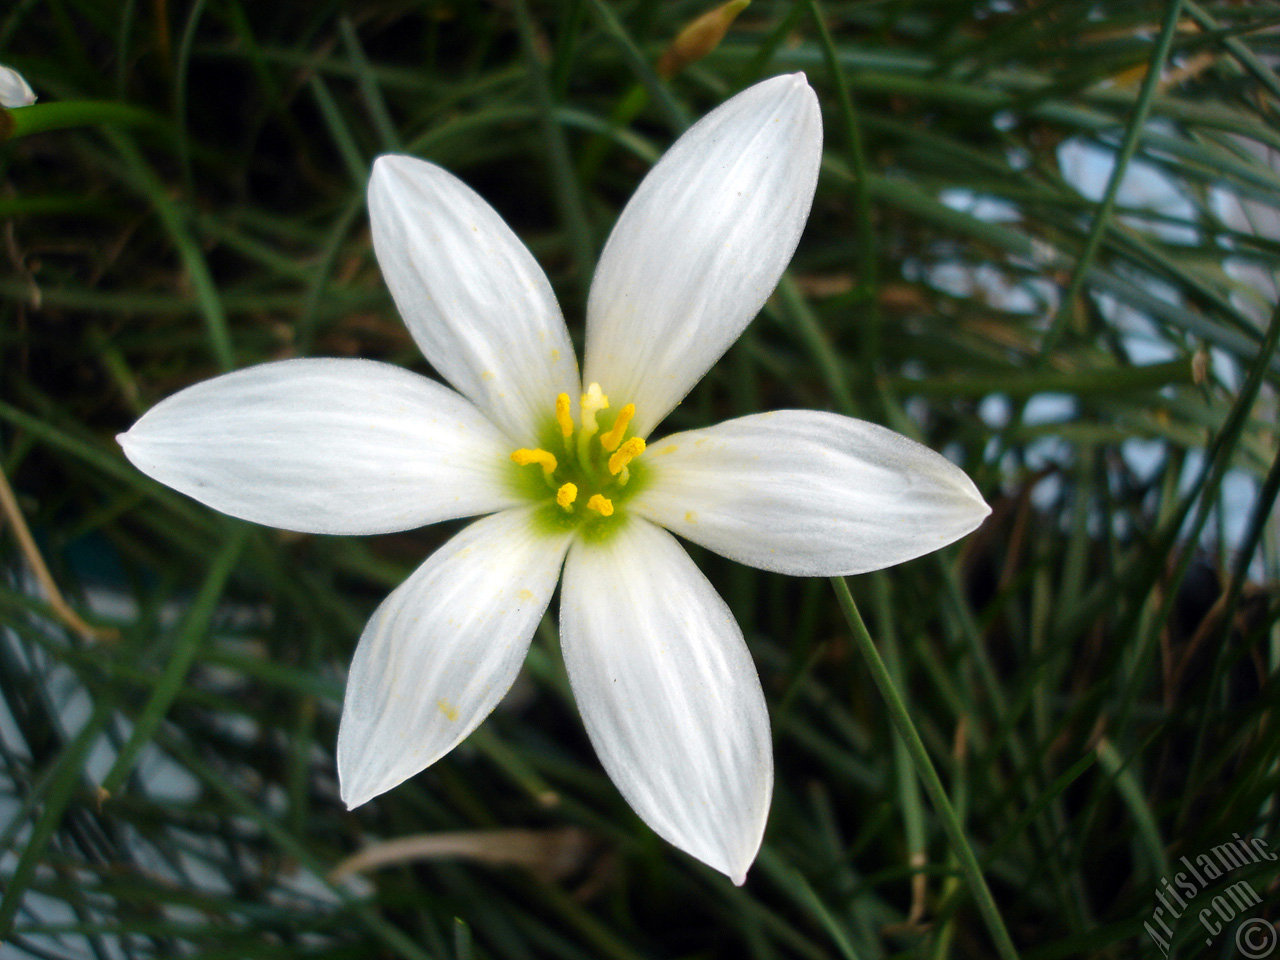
509;383;649;540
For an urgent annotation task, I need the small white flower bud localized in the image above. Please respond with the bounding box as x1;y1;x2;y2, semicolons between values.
0;64;36;108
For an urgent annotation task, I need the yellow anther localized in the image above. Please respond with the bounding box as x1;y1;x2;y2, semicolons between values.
511;448;557;477
555;392;574;439
608;436;646;476
600;403;635;453
580;382;609;434
587;494;614;517
556;482;578;511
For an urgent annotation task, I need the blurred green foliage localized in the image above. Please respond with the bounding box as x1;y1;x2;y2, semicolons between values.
1;1;1278;958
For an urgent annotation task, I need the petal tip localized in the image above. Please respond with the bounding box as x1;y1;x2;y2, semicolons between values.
116;428;143;463
371;152;410;173
945;477;992;545
761;71;815;102
337;763;380;811
687;842;761;887
369;153;406;191
963;480;994;523
714;845;759;887
369;153;433;197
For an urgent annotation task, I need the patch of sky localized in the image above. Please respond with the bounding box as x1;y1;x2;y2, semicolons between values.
1006;146;1030;170
1120;437;1166;484
922;259;1058;318
1058;135;1199;244
940;187;1022;224
979;394;1011;429
1023;392;1077;425
908;130;1270;568
1176;449;1263;573
1090;283;1181;364
1208;134;1280;327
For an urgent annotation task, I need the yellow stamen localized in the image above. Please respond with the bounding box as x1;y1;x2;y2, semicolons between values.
580;382;609;434
587;494;614;517
555;392;574;438
511;448;557;477
607;436;646;476
556;482;578;511
599;403;635;452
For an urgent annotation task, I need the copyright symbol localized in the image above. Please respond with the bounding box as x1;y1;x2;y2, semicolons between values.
1237;918;1277;959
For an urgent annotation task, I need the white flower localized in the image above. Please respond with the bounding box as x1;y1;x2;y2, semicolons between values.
0;64;36;108
118;74;989;884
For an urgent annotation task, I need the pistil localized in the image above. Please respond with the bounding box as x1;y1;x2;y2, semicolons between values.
577;383;610;469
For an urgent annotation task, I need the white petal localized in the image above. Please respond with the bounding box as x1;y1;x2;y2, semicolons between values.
119;358;520;535
0;64;35;108
560;519;771;884
368;154;579;444
632;411;990;576
583;74;822;437
338;507;571;808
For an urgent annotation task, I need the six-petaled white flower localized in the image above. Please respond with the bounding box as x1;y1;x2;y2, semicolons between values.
119;74;989;884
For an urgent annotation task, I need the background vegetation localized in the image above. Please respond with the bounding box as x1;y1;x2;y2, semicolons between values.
1;0;1278;957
